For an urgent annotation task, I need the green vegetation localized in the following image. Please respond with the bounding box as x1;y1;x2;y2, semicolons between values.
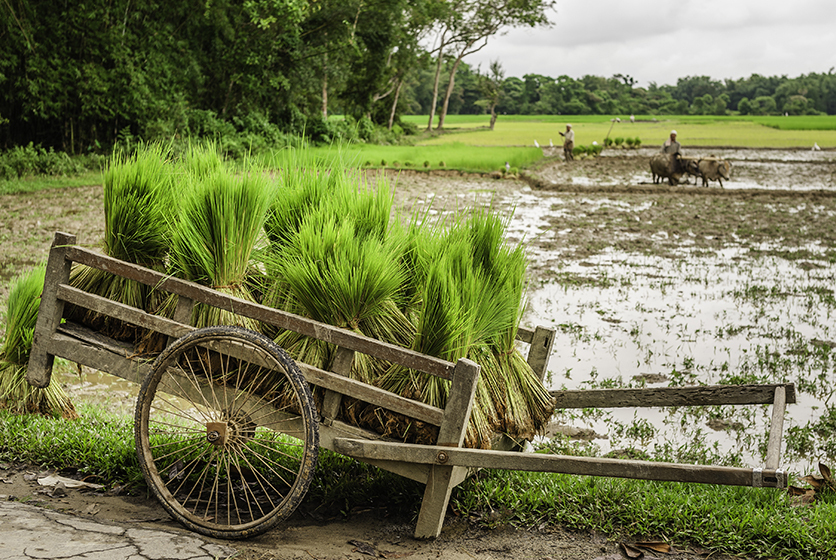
414;114;836;148
454;468;836;560
0;267;76;418
260;144;543;173
1;406;833;559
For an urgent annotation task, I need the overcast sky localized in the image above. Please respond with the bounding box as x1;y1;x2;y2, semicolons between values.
464;0;836;87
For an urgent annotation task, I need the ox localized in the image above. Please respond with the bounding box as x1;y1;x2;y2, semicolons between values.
697;157;731;187
649;153;683;185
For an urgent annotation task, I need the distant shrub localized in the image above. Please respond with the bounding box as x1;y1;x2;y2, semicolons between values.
423;160;430;168
0;143;86;180
614;137;624;146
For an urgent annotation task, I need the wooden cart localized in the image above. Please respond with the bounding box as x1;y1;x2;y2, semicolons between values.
27;232;793;540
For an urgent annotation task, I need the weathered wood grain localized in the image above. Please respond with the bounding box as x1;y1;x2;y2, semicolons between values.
552;384;796;409
332;439;788;488
27;232;77;387
64;244;457;380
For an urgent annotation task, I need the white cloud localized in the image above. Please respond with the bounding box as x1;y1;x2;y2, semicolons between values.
465;0;836;86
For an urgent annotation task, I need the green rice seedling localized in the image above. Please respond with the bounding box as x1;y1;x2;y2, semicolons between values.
0;266;77;418
264;165;412;376
168;163;277;330
377;213;552;448
68;143;174;340
459;209;554;440
177;140;226;178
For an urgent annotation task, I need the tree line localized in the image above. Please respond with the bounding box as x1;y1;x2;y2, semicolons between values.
2;1;834;155
0;0;552;153
405;67;836;118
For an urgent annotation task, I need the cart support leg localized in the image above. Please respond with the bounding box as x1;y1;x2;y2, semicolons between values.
765;385;787;470
414;358;480;539
527;326;555;384
27;232;76;388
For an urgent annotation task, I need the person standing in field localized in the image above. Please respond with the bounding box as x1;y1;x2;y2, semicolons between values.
559;124;574;161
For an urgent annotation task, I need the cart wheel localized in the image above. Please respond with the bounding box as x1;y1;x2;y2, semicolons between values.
135;325;318;539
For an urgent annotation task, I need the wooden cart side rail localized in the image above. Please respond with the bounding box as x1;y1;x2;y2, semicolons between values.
62;242;554;379
331;438;788;489
552;384;797;409
62;243;459;381
51;312;447;428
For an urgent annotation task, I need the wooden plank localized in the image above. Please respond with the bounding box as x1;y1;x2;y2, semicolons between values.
299;362;445;426
552;384;796;409
57;284;193;340
332;439;788;489
318;421;433;484
27;232;76;388
526;326;555;384
64;245;457;380
321;346;355;425
48;331;150;386
52;313;445;428
516;326;535;344
765;386;787;470
414;358;480;539
168;295;194;347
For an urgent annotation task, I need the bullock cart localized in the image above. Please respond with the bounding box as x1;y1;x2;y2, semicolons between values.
27;232;793;540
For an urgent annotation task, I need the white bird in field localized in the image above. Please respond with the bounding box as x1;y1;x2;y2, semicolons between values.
534;139;540;148
813;142;821;151
549;139;554;147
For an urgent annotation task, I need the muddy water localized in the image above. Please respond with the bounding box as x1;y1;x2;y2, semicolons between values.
475;152;836;476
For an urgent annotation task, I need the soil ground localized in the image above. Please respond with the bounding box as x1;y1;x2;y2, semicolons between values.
2;147;834;559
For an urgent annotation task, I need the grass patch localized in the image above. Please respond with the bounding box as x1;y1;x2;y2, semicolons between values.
0;405;140;485
453;468;836;560
258;143;542;173
0;171;103;195
407;114;836;148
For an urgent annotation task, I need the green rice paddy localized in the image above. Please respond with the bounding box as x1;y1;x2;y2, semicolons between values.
404;114;836;149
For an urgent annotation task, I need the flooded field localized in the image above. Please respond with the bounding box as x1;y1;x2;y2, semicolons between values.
395;147;836;476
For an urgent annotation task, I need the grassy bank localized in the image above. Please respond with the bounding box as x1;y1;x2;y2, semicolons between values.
0;171;103;196
259;143;542;173
407;114;836;148
1;406;833;559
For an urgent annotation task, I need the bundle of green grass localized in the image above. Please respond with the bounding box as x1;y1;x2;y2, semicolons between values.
15;143;552;446
261;152;554;448
68;143;175;344
0;266;77;418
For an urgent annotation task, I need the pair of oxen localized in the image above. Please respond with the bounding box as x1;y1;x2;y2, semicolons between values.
650;153;731;187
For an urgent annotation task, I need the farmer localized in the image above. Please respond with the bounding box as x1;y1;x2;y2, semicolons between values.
661;130;683;177
559;124;574;161
661;130;681;155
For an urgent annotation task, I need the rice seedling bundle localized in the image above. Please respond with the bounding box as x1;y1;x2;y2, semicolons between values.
69;143;175;340
257;152;553;447
264;164;412;379
374;209;554;448
168;163;277;330
0;266;77;418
